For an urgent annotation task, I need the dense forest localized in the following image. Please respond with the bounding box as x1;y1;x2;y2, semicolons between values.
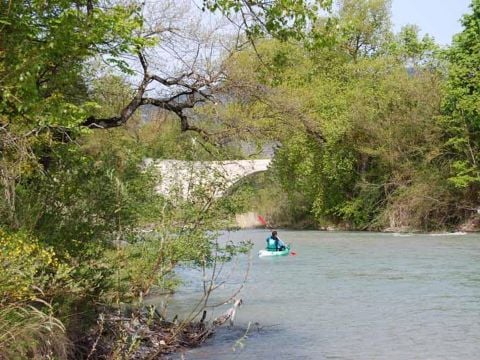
1;0;480;358
225;1;480;232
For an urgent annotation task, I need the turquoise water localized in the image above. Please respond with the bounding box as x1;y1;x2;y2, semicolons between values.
165;230;480;359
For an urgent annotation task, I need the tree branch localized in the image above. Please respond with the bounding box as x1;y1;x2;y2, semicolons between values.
86;0;93;16
82;40;218;138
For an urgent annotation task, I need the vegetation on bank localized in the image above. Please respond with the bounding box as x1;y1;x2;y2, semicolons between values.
224;0;480;232
0;0;271;356
1;0;480;358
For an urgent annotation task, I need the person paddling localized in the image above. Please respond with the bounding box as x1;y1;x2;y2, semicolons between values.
266;230;286;251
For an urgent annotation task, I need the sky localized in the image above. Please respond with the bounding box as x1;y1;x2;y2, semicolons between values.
391;0;471;45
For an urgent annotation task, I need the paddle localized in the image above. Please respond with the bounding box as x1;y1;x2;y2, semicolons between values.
258;215;268;227
257;214;296;256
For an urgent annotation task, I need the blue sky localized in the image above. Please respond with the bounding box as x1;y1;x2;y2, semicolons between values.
391;0;471;45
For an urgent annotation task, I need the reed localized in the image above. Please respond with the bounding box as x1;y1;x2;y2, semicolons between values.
0;300;70;360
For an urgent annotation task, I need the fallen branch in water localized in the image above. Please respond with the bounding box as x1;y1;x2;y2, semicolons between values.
80;301;247;359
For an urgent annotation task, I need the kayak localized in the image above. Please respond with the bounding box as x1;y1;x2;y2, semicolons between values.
258;245;291;258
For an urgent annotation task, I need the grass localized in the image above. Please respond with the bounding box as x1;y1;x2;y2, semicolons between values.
0;300;70;360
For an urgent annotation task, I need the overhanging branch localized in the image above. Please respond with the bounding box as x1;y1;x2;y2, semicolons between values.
82;51;214;137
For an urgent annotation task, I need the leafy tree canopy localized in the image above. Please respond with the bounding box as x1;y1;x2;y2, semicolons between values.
441;0;480;190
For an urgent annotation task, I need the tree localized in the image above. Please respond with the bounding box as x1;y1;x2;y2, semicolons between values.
202;0;333;40
336;0;392;60
441;0;480;193
218;0;450;230
0;0;339;229
1;1;332;356
1;0;334;135
394;24;438;66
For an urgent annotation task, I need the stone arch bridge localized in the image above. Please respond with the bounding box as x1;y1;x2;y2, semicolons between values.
144;159;272;199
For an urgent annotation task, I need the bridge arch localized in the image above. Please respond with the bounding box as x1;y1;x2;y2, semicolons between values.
145;158;272;199
222;168;271;198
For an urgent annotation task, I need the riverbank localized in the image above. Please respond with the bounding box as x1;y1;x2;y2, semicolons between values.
233;212;480;233
80;307;220;359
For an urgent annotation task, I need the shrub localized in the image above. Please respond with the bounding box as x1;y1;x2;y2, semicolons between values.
0;228;58;303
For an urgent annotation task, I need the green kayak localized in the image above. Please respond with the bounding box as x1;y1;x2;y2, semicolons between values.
258;245;291;258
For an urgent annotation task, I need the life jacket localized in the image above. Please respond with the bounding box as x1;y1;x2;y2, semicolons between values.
266;236;278;251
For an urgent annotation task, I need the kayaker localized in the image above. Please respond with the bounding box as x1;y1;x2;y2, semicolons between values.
266;230;286;251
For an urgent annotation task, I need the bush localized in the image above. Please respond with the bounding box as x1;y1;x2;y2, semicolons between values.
0;228;58;303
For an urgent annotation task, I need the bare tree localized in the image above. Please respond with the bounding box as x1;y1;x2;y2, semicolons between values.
83;0;244;139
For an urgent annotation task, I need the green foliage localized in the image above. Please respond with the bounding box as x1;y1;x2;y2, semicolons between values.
335;0;393;59
441;0;480;191
2;0;480;355
380;168;462;231
222;0;461;231
0;69;246;359
392;25;438;65
0;1;146;134
0;228;73;358
10;142;157;255
0;228;58;303
202;0;333;40
0;133;167;310
229;171;318;228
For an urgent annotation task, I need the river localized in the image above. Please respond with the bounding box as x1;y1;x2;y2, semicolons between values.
161;230;480;359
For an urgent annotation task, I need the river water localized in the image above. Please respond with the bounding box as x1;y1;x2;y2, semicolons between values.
162;230;480;359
